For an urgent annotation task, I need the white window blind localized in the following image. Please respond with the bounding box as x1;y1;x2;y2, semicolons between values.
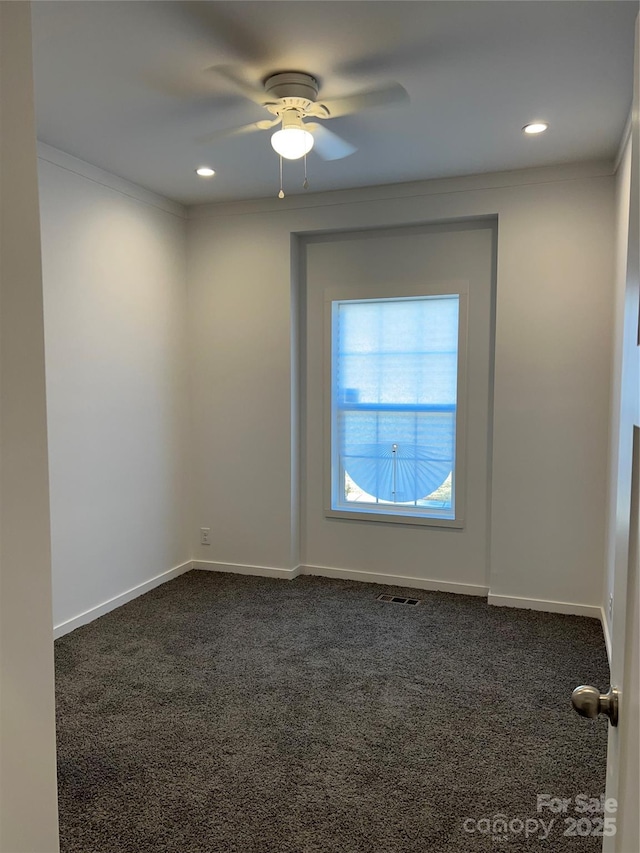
331;294;460;520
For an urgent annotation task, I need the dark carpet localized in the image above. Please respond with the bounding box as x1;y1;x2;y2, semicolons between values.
55;571;610;853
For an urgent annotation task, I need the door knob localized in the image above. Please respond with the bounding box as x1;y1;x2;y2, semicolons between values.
571;685;619;726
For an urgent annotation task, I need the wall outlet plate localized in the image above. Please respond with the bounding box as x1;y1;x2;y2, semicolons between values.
200;527;211;545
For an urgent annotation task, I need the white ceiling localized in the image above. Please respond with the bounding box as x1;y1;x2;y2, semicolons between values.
31;1;637;206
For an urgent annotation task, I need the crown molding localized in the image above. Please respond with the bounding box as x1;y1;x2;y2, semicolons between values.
188;159;615;222
37;142;186;219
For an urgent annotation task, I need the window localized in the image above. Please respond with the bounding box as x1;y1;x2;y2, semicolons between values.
325;285;468;526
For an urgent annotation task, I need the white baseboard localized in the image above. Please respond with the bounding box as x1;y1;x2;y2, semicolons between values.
55;557;602;635
300;564;489;596
193;561;487;596
600;606;613;665
53;560;194;639
192;560;300;580
487;593;600;619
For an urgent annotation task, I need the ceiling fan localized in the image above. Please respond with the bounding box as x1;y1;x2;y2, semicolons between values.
198;66;409;168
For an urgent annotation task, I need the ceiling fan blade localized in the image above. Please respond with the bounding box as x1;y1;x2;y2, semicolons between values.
141;68;244;107
334;41;437;78
196;118;278;145
181;2;271;65
307;123;357;161
206;65;272;106
316;82;409;119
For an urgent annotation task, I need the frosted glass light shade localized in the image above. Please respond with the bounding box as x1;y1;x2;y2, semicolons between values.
523;122;549;134
271;127;314;160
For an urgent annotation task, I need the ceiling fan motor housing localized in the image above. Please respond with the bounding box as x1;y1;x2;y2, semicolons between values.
264;72;319;104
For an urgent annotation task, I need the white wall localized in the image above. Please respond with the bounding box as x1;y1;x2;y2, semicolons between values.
0;4;60;850
188;161;615;614
38;147;192;634
487;175;614;613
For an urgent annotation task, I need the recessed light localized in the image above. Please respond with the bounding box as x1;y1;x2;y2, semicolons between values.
195;167;216;177
523;122;549;135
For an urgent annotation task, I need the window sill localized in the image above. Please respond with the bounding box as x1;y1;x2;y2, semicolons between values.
325;507;465;528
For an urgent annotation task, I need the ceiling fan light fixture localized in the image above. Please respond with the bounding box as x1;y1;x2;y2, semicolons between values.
523;121;549;135
271;126;314;160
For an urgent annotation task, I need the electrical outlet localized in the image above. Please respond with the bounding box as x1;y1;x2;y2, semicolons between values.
200;527;211;546
608;593;614;620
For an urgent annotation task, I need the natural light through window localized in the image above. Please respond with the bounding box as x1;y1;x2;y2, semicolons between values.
328;293;465;524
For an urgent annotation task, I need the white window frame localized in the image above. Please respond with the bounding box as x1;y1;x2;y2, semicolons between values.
324;281;469;528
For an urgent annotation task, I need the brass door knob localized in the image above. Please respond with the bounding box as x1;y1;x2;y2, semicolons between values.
571;685;619;726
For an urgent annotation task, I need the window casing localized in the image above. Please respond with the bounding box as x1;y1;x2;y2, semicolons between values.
325;283;468;527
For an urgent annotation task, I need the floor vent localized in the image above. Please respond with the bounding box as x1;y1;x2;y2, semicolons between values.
377;594;420;606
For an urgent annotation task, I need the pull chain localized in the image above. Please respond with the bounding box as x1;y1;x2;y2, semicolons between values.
303;153;309;190
278;155;284;199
